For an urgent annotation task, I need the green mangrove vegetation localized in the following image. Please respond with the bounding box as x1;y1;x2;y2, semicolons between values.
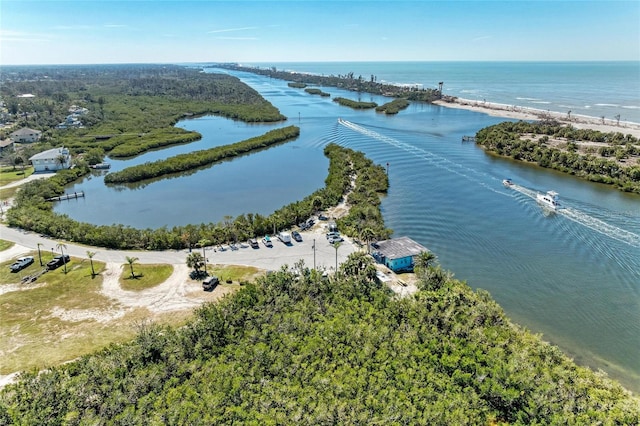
304;88;331;97
476;120;640;193
1;253;638;424
333;97;378;110
104;125;301;184
216;63;442;103
6;144;390;251
287;82;307;88
376;98;410;115
0;64;286;160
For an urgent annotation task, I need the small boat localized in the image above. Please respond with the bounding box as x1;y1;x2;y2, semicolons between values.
502;178;514;187
91;163;111;169
536;190;560;210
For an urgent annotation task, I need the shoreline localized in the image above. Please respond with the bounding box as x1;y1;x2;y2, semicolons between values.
433;97;640;139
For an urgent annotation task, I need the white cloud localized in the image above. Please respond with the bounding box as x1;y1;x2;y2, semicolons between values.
214;37;258;40
472;35;492;43
207;26;258;34
0;29;52;43
52;25;93;31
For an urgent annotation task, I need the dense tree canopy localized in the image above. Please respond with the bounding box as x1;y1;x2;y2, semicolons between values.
1;254;637;424
475;120;640;193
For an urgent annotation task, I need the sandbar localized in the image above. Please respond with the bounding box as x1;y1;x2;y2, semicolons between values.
433;97;640;139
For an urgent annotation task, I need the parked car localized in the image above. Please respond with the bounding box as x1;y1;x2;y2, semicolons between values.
46;254;70;270
248;238;259;249
262;235;273;247
318;214;329;221
291;231;302;242
328;235;344;244
9;256;34;273
326;231;340;240
202;275;219;291
278;231;292;244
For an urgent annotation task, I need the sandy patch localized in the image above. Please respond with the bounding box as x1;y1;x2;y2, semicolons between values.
100;263;203;313
434;97;640;139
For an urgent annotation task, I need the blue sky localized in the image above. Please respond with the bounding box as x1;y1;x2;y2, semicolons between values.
1;1;638;65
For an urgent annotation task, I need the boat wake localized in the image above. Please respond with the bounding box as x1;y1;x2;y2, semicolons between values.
507;183;640;248
338;119;640;249
337;119;505;194
560;208;640;248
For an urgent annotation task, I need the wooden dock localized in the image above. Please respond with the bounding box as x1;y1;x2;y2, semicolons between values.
47;191;85;202
461;136;476;142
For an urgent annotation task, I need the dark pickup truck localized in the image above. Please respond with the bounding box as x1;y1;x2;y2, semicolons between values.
47;254;70;270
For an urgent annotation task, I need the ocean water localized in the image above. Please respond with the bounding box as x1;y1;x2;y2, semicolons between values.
244;61;640;124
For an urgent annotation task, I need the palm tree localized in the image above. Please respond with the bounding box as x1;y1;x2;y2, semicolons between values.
187;252;205;275
56;242;68;274
86;250;97;277
415;251;436;273
198;238;210;273
36;243;44;266
333;241;341;274
360;227;376;253
125;256;139;279
56;154;67;170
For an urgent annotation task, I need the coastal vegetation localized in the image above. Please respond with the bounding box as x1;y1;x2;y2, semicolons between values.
333;97;378;110
0;64;285;161
476;120;640;193
6;144;390;250
304;88;330;97
287;82;307;88
376;98;410;115
215;63;442;103
1;253;638;424
104;125;300;184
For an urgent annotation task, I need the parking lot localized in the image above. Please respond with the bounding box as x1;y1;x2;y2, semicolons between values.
199;225;356;273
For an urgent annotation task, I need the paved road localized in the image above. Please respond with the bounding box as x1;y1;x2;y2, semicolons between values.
1;172;356;271
0;224;356;272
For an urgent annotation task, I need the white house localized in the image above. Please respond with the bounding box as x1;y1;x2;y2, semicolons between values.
29;147;71;172
10;127;42;143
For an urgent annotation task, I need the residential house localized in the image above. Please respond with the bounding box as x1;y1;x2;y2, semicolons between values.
10;127;42;143
0;138;14;153
28;147;71;172
370;236;430;273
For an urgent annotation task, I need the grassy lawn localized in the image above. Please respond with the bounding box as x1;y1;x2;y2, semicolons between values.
208;264;263;284
0;239;14;252
0;166;34;186
0;256;262;376
0;185;20;202
120;264;173;291
0;256;121;374
0;257;194;375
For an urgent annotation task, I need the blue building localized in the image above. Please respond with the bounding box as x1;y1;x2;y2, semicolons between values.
371;236;430;273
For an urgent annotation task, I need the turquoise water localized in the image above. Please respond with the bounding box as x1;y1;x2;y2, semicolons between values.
55;64;640;391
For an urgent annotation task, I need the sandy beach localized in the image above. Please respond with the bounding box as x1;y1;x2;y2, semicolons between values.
434;97;640;139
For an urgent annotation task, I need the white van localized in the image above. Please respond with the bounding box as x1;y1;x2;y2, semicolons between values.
278;231;292;244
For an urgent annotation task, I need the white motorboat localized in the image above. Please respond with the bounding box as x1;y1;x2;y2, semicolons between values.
536;190;560;210
502;178;514;187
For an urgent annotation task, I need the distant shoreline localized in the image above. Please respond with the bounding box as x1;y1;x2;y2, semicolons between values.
433;97;640;138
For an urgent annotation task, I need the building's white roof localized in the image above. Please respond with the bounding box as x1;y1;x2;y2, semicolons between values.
29;147;68;161
10;127;41;136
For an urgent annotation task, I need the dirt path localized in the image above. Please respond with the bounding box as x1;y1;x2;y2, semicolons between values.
100;263;202;313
